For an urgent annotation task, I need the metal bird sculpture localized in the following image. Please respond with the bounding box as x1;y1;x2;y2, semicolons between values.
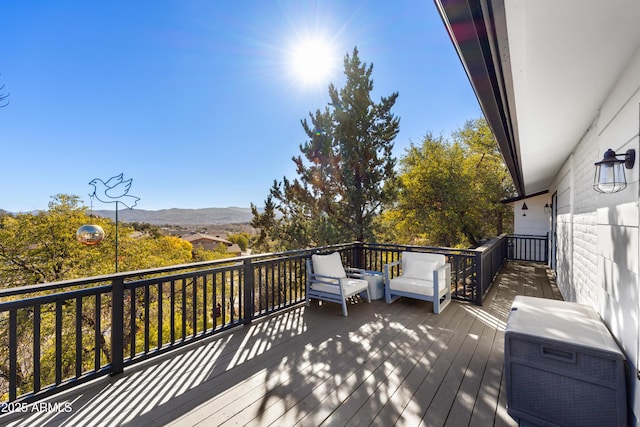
88;173;140;209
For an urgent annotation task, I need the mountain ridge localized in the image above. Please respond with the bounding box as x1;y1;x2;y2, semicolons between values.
92;207;256;225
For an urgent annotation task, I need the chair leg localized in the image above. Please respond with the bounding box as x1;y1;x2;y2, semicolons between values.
341;299;348;317
433;279;442;314
433;283;451;314
440;289;452;312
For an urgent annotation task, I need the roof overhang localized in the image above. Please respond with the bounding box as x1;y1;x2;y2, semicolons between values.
501;190;548;205
435;0;640;196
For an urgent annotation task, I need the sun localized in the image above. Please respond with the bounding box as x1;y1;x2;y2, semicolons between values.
290;38;337;86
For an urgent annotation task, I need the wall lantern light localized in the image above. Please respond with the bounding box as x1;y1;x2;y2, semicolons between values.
522;202;528;216
593;148;636;193
544;203;551;214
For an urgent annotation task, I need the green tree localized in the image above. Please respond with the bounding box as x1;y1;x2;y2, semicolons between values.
0;194;234;398
120;234;194;270
192;246;234;262
227;232;249;252
250;196;284;253
0;194;208;286
452;118;514;240
252;47;399;249
0;194;114;285
386;118;514;248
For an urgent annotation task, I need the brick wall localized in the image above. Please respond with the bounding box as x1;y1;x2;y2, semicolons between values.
572;128;598;306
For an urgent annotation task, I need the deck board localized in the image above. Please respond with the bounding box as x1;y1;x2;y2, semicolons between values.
0;261;561;427
369;304;462;427
443;310;496;427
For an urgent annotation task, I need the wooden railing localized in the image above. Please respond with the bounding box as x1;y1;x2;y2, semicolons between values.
1;237;546;404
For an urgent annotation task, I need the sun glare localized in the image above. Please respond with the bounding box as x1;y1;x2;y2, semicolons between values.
290;38;336;86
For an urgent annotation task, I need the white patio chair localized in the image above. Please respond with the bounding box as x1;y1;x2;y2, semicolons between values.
383;251;452;314
306;252;371;316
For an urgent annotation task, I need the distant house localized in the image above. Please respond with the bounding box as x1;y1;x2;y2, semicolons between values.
226;244;242;256
180;233;241;256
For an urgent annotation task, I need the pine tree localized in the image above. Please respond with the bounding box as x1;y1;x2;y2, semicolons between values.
253;47;399;248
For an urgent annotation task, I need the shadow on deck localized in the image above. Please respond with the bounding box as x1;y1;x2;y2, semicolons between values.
1;261;560;427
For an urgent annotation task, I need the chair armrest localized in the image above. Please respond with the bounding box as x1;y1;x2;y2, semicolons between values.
433;263;452;291
383;259;402;283
345;267;365;279
384;260;402;269
435;263;450;273
309;272;343;283
435;263;451;277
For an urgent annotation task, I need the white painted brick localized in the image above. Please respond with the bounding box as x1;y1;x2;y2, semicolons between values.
597;222;639;274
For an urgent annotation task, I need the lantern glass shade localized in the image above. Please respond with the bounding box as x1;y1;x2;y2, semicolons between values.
594;161;626;193
76;224;105;245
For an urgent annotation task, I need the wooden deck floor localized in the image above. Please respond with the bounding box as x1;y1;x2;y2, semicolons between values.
1;261;561;427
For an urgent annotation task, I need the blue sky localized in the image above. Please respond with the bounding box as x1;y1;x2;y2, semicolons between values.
1;1;480;212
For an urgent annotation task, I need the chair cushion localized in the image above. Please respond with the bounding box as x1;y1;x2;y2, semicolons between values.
312;252;347;278
340;278;369;295
389;276;435;297
311;277;368;295
403;260;438;280
401;252;445;271
310;281;339;294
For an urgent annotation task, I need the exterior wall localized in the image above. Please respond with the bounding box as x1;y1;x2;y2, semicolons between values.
511;193;550;236
549;44;640;420
553;163;574;301
572;126;599;306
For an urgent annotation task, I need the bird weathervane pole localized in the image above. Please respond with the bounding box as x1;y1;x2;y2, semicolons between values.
88;173;140;272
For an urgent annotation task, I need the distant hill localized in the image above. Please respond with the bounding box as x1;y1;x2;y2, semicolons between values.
92;207;256;225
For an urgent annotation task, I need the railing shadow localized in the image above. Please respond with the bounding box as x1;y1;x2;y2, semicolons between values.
0;261;556;426
0;240;552;424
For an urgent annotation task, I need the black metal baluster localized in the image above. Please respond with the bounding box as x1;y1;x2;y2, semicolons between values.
55;300;62;385
34;305;41;393
144;285;150;354
111;277;125;375
170;280;175;344
130;288;136;359
192;276;197;337
9;308;17;401
181;278;187;340
76;297;83;378
202;274;208;332
158;283;163;349
95;294;101;371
